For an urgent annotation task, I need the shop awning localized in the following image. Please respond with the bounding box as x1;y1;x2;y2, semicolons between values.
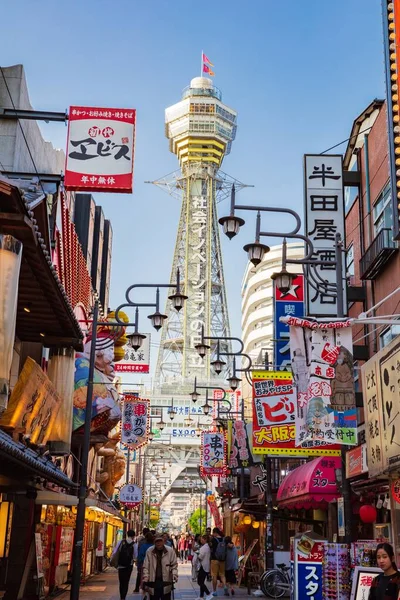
0;430;75;488
277;456;341;509
0;178;83;349
35;492;129;522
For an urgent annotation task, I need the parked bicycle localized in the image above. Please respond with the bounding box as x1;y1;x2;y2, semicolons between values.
260;563;291;599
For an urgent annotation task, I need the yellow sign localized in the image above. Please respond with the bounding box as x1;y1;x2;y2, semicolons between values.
150;509;159;521
0;357;62;444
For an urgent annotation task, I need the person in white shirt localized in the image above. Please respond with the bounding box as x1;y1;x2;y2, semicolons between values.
197;535;213;600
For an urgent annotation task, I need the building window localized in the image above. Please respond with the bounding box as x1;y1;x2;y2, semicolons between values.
346;244;355;277
373;183;392;235
344;160;359;215
379;324;400;349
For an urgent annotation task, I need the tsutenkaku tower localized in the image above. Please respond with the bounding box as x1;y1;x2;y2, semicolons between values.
154;76;238;392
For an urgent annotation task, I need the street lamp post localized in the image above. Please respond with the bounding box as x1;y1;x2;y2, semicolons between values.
70;274;187;600
219;185;351;543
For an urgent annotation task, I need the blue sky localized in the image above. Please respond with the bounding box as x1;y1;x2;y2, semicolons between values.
0;0;385;379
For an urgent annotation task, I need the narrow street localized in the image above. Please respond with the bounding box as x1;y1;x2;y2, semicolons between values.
56;564;257;600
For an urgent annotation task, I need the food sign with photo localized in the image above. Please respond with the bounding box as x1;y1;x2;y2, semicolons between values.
200;431;227;476
287;317;357;447
120;395;149;450
295;535;324;600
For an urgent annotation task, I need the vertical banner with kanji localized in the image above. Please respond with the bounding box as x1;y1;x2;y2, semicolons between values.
288;317;357;447
304;154;346;317
121;395;149;450
274;275;304;370
65;106;136;193
207;494;223;530
201;431;227;476
252;370;340;456
114;335;151;373
361;336;400;475
229;422;253;468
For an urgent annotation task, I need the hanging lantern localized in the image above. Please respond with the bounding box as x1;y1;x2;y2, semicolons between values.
359;504;377;524
252;520;260;529
0;235;22;413
243;515;252;525
47;347;76;455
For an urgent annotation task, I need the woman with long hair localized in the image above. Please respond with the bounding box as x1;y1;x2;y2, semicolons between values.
369;543;400;599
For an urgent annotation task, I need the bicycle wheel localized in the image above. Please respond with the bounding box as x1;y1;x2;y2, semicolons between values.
261;570;287;599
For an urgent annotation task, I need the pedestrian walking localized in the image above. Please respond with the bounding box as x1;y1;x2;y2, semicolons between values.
210;528;228;597
224;537;238;596
110;529;136;600
135;532;155;594
142;534;178;600
368;542;400;599
178;534;187;563
196;535;213;600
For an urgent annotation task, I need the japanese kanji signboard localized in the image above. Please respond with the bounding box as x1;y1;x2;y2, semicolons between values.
65;106;136;193
120;395;149;450
361;336;400;475
274;274;304;370
252;370;339;456
201;431;227;476
304;154;347;317
229;422;253;468
114;335;150;373
119;483;143;509
207;495;223;530
288;317;357;447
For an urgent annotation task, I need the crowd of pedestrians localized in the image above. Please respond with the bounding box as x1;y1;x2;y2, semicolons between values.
110;526;238;600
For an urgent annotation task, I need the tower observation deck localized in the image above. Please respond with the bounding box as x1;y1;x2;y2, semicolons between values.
154;77;238;393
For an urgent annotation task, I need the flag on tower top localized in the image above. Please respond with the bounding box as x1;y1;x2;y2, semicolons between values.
202;52;214;66
203;63;215;77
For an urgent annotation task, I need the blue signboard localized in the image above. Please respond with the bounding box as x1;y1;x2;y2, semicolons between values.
274;275;304;370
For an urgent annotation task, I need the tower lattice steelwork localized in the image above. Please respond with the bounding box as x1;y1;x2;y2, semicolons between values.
153;76;244;393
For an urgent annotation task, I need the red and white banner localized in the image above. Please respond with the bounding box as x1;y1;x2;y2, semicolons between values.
201;431;227;476
65;106;136;193
121;395;149;450
114;335;150;373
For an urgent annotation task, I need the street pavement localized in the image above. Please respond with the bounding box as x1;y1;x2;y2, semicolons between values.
55;562;261;600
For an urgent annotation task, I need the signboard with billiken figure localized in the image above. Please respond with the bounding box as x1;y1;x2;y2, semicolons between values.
114;335;150;373
119;484;143;509
65;106;135;193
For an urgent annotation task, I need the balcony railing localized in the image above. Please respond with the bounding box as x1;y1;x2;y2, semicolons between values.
360;227;397;280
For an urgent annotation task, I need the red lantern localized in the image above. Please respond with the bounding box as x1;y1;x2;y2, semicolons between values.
359;504;377;524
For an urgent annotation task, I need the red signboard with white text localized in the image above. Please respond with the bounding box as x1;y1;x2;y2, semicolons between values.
65;106;136;193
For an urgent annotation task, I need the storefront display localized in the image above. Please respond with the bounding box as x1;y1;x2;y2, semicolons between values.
322;542;350;600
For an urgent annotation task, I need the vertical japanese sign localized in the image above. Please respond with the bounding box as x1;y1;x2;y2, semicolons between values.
274;275;304;370
114;335;151;373
200;431;227;476
304;154;346;317
185;182;210;379
120;395;149;450
295;537;324;600
229;422;253;468
65;106;136;193
207;494;223;530
288;317;357;447
361;337;400;474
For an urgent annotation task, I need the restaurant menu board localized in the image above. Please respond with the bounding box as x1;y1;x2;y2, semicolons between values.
294;535;324;600
350;567;381;600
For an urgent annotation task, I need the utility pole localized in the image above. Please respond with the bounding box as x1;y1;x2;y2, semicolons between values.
335;233;352;544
